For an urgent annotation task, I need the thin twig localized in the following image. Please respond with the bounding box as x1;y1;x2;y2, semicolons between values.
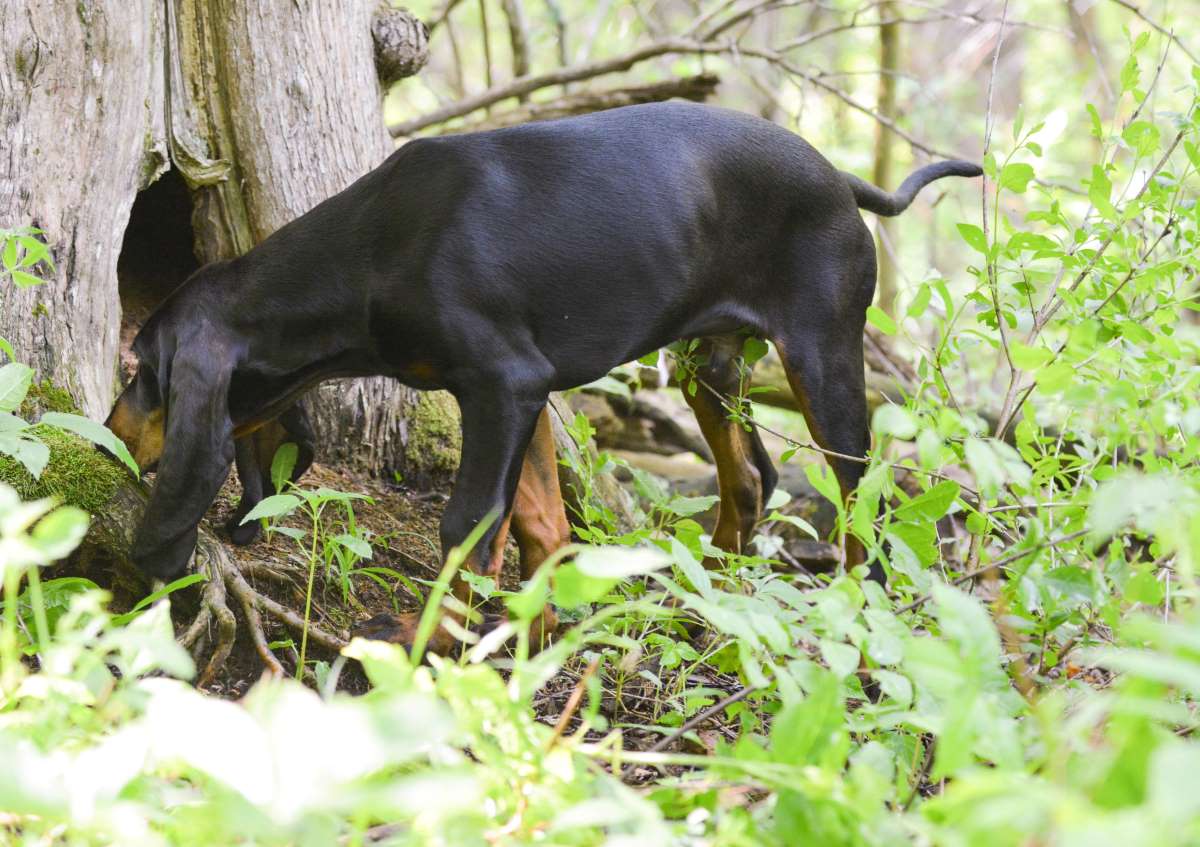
390;36;965;159
895;529;1091;615
1105;0;1198;65
644;684;760;754
547;656;601;747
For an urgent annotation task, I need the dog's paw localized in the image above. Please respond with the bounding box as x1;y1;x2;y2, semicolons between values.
351;612;420;646
226;515;261;546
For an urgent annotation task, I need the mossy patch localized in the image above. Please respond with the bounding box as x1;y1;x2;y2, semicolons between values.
22;380;79;416
0;424;128;513
404;390;461;479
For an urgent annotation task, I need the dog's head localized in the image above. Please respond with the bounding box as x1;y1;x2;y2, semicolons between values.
104;360;166;474
104;262;236;475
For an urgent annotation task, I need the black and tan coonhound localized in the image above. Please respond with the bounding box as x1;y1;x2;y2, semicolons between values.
105;102;980;652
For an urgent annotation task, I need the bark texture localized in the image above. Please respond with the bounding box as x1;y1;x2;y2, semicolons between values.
0;0;167;418
871;1;899;314
171;0;438;479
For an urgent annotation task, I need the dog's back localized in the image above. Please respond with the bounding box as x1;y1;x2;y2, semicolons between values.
362;103;866;387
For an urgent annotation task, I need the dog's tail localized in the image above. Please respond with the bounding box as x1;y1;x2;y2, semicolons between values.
843;160;983;216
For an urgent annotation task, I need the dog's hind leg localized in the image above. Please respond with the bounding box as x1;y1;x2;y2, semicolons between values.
682;335;778;561
508;406;572;646
227;437;267;545
771;266;874;569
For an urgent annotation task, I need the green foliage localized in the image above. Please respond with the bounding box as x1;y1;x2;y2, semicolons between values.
0;230;137;485
0;423;129;512
4;16;1200;847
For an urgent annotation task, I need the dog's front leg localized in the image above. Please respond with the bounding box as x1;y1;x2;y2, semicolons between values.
133;352;236;581
354;375;550;655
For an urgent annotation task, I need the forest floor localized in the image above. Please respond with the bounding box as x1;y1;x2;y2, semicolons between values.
150;454;741;766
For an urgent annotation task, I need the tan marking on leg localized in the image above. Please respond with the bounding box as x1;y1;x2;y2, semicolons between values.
509;407;571;644
682;384;763;561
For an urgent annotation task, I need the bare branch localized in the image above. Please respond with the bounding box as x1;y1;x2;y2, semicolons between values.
428;0;467;31
499;0;532;99
446;73;720;133
895;529;1092;615
389;36;965;161
1106;0;1198;65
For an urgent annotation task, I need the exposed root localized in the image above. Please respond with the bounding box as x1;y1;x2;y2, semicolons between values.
192;535;238;687
181;530;348;685
225;562;285;678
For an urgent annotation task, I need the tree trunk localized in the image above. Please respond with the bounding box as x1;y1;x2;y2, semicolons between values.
871;2;899;315
1;0;168;419
171;0;439;480
2;0;436;478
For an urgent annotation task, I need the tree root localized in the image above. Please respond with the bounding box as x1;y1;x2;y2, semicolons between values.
73;470;349;686
185;531;349;685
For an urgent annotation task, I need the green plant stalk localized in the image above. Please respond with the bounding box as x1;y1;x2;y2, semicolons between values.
297;501;324;680
411;512;497;664
1;563;20;692
25;566;49;655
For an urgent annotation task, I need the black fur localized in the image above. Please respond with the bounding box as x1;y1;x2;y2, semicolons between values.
114;102;979;581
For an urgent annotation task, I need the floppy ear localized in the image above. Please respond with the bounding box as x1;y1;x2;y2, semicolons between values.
131;341;237;581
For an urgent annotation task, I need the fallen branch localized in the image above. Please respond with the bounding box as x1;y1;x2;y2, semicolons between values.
446;73;720;134
620;683;761;781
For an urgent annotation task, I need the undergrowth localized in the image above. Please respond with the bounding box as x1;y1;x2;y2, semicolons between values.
1;40;1199;847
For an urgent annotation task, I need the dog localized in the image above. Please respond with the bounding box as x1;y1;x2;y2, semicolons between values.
105;102;980;652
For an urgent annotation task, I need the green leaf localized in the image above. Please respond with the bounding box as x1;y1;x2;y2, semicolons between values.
16;235;51;269
998;162;1034;194
1009;341;1053;371
662;494;720;517
956;223;988;255
10;270;45;288
1119;54;1139;93
239;493;301;524
872;669;912;705
0;432;49;478
40;412;139;476
906;283;932;319
270;442;298;492
552;562;613;608
1;237;16;270
866;305;896;336
965;438;1003;496
112;573;207;626
872;404;917;439
893;480;960;522
770;669;844;766
819;639;860;679
1122;120;1161;158
30;505;89;560
0;362;33;412
765;511;819;540
742;336;769;365
805;463;842;509
575;545;669;580
1088;165;1119;221
333;533;372;559
581;374;631;400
